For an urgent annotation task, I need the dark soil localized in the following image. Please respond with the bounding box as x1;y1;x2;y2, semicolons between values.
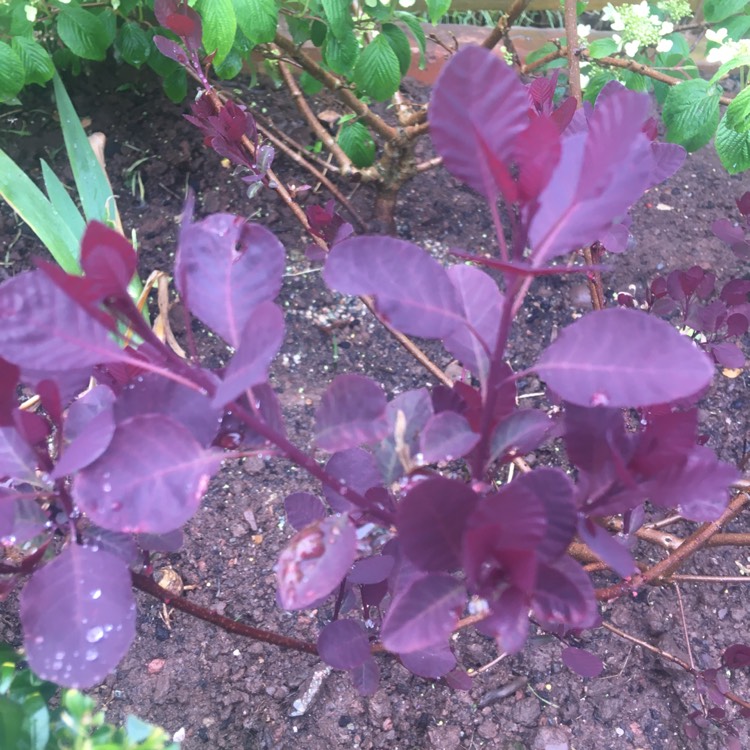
2;63;750;750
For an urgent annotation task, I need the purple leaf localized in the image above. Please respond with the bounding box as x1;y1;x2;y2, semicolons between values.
463;483;546;596
276;514;357;610
398;478;478;572
400;642;456;679
515;115;562;201
0;490;47;545
577;517;636;578
136;529;184;552
80;222;137;299
536;308;714;407
489;409;552;464
444;668;473;690
561;646;604;678
82;526;139;566
642;446;738;522
113;373;221;447
175;214;285;347
419;411;479;463
648;142;686;187
709;342;745;369
323;448;383;515
517;468;577;562
530;88;653;264
52;405;115;479
712;218;746;247
375;388;434;483
443;265;503;381
65;385;115;439
315;375;388;452
324;237;462;338
429;46;528;199
153;35;189;65
0;271;123;370
211;302;284;407
20;545;136;688
73;415;221;534
380;573;465;654
532;556;597;630
0;426;38;479
317;619;371;670
348;555;395;584
723;644;750;669
349;656;380;696
475;586;530;654
284;492;326;531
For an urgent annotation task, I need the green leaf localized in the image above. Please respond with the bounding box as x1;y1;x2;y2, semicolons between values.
162;67;188;101
0;148;81;273
524;41;562;68
703;0;748;22
0;696;23;750
619;66;650;93
716;112;750;173
321;0;353;39
323;32;359;76
353;35;401;101
425;0;451;24
709;53;750;85
662;78;721;152
381;23;411;77
663;31;691;58
299;70;323;94
583;70;617;103
56;7;110;61
10;5;34;37
114;22;152;67
11;38;54;86
395;12;426;69
286;16;311;46
97;8;117;48
20;692;49;750
53;73;114;226
310;19;327;47
200;0;237;65
726;86;750;133
722;12;750;39
587;37;618;59
233;0;277;45
338;120;376;167
214;46;243;79
41;160;87;241
0;42;24;102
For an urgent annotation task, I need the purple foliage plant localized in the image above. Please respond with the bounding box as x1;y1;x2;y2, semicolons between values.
0;35;742;699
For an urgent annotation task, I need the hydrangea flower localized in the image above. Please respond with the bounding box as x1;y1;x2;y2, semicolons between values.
602;1;675;57
706;29;750;65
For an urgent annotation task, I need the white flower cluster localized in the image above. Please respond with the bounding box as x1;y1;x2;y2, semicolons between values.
602;1;674;58
705;28;750;66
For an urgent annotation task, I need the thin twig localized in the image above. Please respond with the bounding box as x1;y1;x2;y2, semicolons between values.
581;52;734;106
596;493;750;600
273;34;399;143
564;0;582;105
256;121;367;231
131;571;318;655
602;620;750;712
482;0;533;52
277;60;356;176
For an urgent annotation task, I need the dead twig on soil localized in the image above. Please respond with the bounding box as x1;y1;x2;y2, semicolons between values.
602;620;750;712
131;571;318;654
